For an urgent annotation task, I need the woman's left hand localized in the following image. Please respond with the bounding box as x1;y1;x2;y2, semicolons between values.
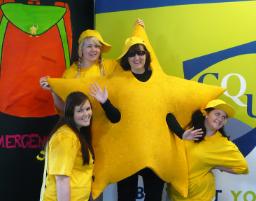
89;83;108;104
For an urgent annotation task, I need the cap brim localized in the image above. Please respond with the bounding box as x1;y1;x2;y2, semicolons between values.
101;42;111;53
117;36;147;60
214;104;235;117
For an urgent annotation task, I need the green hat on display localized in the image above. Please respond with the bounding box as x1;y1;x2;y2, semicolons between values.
78;29;111;53
204;99;235;117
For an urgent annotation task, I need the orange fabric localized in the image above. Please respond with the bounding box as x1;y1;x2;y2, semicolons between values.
0;9;71;117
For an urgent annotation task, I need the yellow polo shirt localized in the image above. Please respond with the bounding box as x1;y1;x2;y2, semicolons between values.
169;131;248;201
43;125;94;201
63;59;118;79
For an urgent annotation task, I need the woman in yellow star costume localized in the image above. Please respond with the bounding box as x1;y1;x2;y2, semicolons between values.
89;31;202;201
39;28;117;111
167;99;248;201
47;20;224;199
40;92;94;201
111;33;182;201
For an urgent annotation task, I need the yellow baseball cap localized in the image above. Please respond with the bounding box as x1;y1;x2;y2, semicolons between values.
78;29;111;53
204;99;235;117
117;36;147;59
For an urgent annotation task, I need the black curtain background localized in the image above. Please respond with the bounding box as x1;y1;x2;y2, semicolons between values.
0;0;94;200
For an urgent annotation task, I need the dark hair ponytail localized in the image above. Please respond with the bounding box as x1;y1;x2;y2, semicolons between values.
187;109;206;142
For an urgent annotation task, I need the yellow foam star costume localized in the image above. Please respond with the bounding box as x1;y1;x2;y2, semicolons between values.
48;23;224;199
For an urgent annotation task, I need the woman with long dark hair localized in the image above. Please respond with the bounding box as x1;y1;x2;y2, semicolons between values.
40;91;94;201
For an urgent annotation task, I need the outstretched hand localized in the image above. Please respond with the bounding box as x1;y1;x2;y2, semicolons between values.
89;82;108;104
182;127;203;141
214;166;235;174
39;76;51;91
136;18;145;28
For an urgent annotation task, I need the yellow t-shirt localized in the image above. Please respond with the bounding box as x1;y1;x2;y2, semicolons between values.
169;132;248;201
43;125;94;201
63;59;118;79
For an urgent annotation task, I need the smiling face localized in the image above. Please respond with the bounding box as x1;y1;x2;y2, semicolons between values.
204;109;227;133
127;44;147;74
74;100;92;129
81;37;102;65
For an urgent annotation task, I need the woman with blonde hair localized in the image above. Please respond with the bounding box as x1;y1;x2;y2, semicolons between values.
40;29;117;111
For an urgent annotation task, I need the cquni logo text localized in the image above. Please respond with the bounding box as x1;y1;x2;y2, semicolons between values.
198;72;256;119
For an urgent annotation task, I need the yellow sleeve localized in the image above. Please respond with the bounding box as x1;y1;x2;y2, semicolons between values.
48;129;79;176
62;63;78;78
205;137;248;174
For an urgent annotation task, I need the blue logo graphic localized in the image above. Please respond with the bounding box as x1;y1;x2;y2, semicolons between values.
183;41;256;156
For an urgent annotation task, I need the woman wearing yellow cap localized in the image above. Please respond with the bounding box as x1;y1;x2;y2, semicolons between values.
167;99;248;201
39;29;117;111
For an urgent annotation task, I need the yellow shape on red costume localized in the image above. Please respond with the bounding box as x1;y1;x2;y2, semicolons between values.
48;24;224;199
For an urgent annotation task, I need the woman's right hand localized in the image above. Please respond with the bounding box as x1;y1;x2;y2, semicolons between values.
39;76;51;91
182;127;203;141
136;18;145;28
